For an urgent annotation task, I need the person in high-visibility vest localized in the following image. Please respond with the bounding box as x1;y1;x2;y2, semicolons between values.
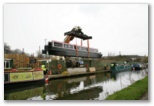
104;64;107;70
41;64;47;75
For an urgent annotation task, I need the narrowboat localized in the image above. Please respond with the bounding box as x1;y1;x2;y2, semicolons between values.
4;69;45;86
42;26;102;58
42;40;102;58
110;62;131;73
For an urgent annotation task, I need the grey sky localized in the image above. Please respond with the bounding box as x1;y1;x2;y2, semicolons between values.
4;4;148;56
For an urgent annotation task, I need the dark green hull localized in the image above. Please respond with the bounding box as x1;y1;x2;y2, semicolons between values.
110;65;131;73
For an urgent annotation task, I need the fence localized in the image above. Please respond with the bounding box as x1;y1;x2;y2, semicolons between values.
4;54;39;68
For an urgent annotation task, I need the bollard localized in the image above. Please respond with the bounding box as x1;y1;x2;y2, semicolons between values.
45;75;49;84
48;70;52;75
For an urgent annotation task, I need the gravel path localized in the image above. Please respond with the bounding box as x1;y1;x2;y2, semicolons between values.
140;91;148;100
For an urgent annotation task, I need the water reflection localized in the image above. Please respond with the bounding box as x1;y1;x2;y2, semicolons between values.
4;69;148;100
4;82;44;100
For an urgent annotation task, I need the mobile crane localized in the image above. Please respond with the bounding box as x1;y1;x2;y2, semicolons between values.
42;26;102;67
64;26;90;68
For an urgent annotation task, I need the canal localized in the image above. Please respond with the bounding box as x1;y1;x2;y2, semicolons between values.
4;69;148;100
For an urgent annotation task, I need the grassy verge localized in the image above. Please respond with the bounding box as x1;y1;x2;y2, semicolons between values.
106;76;148;100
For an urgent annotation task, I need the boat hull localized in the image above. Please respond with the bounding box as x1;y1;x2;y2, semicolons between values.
4;71;45;85
43;45;102;58
110;65;131;73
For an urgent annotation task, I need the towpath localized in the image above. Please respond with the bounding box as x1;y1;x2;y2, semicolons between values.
140;91;148;100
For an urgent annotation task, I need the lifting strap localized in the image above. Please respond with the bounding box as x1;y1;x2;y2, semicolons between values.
87;40;90;57
76;38;78;57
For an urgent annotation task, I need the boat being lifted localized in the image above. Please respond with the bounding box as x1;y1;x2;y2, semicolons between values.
42;26;102;58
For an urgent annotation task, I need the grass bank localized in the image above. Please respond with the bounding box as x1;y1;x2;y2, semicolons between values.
106;76;148;100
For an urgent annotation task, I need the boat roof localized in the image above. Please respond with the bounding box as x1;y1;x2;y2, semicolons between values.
51;40;98;50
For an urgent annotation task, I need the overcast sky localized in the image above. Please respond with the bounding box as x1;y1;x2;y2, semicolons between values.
4;4;148;56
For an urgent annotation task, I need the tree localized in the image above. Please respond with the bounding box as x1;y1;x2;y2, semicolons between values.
108;52;115;57
12;49;22;54
36;50;44;58
143;56;148;63
4;43;11;54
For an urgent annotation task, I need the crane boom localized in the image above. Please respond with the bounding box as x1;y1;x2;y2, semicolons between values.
64;26;92;44
64;36;74;43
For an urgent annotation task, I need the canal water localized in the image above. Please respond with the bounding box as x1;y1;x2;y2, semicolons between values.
4;69;148;100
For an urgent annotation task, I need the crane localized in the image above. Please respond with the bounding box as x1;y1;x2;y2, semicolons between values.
64;26;90;67
42;26;102;67
64;36;74;43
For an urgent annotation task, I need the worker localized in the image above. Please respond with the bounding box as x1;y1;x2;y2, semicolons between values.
104;64;107;70
41;64;47;75
110;63;114;67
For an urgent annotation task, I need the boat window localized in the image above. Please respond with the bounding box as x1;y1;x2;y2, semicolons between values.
4;61;10;68
81;47;87;51
76;46;86;51
54;42;63;47
78;46;81;50
64;44;74;49
89;48;98;53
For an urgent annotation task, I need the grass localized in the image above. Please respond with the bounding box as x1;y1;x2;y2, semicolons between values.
105;76;148;100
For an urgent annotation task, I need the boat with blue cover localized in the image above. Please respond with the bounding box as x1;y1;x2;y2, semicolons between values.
131;63;147;70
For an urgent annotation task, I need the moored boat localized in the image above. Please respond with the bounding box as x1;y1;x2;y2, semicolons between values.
4;69;45;86
110;62;131;73
131;63;147;70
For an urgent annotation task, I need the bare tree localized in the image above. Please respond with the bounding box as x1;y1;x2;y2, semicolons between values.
108;52;115;57
12;49;22;54
4;43;11;54
36;50;43;58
